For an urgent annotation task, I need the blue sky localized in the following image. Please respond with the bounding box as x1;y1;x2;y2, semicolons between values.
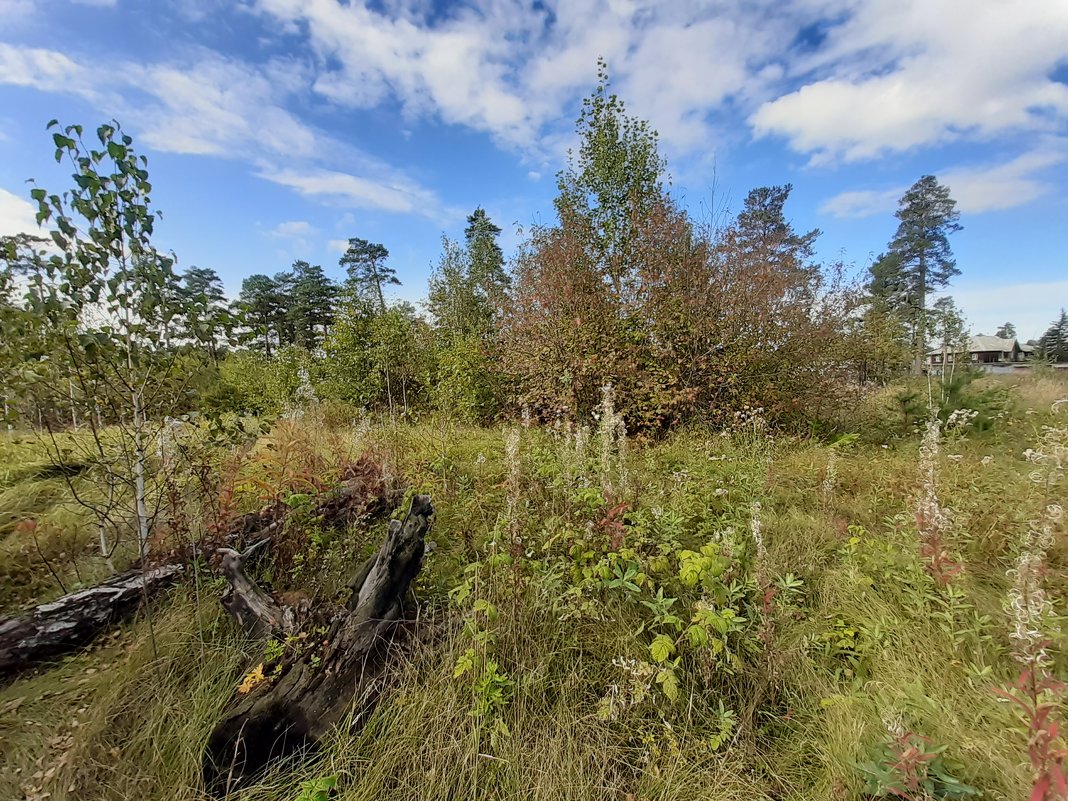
1;0;1067;339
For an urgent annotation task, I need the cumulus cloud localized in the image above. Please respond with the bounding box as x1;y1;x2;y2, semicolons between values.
751;0;1068;163
0;187;41;237
820;146;1068;218
251;0;806;156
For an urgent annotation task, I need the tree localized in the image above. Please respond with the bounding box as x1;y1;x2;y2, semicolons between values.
340;237;396;311
179;266;231;363
734;184;820;271
26;120;188;560
554;57;665;300
996;322;1017;339
426;208;509;340
929;296;969;400
465;207;509;305
425;210;510;422
878;176;963;373
236;273;284;356
288;260;337;348
1038;309;1068;363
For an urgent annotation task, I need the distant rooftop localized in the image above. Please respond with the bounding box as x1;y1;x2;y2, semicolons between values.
927;335;1022;356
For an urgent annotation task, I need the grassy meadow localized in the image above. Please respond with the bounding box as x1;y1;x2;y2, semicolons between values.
0;372;1065;801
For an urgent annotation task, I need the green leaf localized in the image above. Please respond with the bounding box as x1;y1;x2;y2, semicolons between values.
656;668;679;701
650;634;675;663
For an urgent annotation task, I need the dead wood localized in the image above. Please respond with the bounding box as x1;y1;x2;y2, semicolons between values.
202;494;434;796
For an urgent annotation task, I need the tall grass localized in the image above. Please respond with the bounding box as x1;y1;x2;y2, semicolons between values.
0;373;1064;800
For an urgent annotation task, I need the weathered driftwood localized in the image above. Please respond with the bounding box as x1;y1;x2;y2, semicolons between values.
0;564;184;677
0;459;397;678
202;494;434;796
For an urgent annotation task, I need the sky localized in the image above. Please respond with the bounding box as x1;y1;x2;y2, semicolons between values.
1;0;1066;341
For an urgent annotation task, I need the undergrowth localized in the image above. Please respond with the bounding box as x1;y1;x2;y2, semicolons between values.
0;373;1065;800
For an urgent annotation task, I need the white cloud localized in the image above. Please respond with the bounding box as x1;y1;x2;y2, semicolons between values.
936;280;1068;342
821;146;1068;218
261;166;451;220
327;238;350;254
0;43;451;221
252;0;805;157
0;187;41;237
820;187;901;219
0;42;88;94
269;220;314;239
941;150;1067;214
0;0;34;19
752;0;1068;163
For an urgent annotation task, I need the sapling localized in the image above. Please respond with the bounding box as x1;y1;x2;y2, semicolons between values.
23;121;189;563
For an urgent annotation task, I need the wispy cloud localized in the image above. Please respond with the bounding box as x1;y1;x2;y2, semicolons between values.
820;146;1068;218
0;42;452;220
268;220;315;239
260;166;456;223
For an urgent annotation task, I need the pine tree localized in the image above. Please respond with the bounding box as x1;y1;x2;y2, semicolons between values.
288;261;338;348
427;208;510;339
340;238;396;311
1038;308;1068;362
236;273;284;356
734;185;820;269
995;322;1017;339
877;176;962;373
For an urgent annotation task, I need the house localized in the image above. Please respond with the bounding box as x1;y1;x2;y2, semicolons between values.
926;335;1032;372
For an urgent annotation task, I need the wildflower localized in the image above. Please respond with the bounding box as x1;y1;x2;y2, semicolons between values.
915;416;959;585
821;450;838;502
750;501;766;562
881;709;906;739
598;384;628;497
1006;549;1053;668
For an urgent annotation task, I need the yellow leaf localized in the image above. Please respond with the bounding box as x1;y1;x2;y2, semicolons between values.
237;663;266;694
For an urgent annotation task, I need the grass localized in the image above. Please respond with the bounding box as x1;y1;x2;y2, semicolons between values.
0;372;1065;800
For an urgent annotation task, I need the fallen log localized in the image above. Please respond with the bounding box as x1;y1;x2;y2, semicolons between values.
202;494;434;797
0;564;184;676
0;458;398;678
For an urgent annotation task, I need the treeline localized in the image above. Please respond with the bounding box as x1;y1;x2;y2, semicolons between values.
2;68;976;436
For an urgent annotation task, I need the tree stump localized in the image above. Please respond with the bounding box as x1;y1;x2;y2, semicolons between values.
202;494;434;796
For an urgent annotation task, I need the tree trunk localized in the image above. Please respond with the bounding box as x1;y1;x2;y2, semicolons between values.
202;495;434;797
0;564;184;678
0;458;397;678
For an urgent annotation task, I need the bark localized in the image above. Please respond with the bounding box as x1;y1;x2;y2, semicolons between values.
0;564;184;677
202;494;434;797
